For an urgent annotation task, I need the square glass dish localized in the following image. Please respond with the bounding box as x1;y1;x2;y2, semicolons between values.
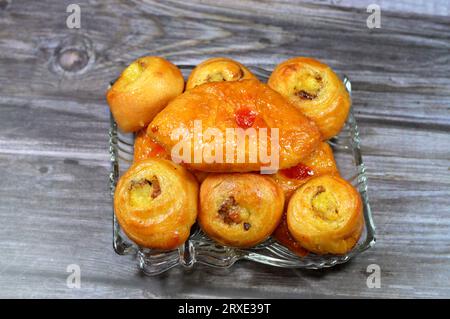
108;65;376;275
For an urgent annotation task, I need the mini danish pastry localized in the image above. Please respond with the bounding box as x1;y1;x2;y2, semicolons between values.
107;56;184;132
287;175;363;255
186;57;257;90
114;158;198;250
268;57;351;140
199;174;284;248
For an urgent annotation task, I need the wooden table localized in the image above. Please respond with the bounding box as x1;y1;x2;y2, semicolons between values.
0;0;449;298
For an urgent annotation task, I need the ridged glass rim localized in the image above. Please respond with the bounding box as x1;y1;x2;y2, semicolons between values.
108;65;376;275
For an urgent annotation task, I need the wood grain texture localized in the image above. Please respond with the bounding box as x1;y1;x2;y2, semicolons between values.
0;0;449;298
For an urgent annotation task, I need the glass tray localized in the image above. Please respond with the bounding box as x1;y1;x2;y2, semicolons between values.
108;65;376;275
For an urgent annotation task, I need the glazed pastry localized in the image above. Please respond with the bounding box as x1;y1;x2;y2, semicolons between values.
271;142;339;256
199;174;284;248
148;80;321;172
271;142;339;257
268;57;351;140
134;128;170;162
271;142;339;202
114;158;198;250
107;56;184;132
287;175;363;255
186;57;257;90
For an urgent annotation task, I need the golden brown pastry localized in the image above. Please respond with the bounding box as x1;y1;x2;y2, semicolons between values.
271;142;339;202
186;57;257;90
271;142;339;256
287;175;363;255
107;56;184;132
134;128;170;162
114;158;198;250
199;174;284;248
268;57;351;140
148;80;321;172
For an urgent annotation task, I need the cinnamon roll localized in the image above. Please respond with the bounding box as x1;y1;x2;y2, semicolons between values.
107;56;184;132
268;57;351;140
287;175;363;255
199;173;284;248
114;158;198;250
186;57;257;90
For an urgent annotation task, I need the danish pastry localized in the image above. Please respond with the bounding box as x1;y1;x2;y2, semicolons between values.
186;57;257;90
287;175;363;255
199;173;284;248
268;57;351;140
148;80;321;172
114;158;198;250
107;56;184;132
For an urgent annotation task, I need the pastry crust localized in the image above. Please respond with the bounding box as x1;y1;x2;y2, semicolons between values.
186;57;257;90
268;57;351;140
148;80;321;172
199;173;285;248
271;142;339;202
107;56;184;132
287;175;363;255
114;159;198;250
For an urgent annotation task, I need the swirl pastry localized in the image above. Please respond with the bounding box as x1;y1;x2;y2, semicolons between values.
107;56;184;132
268;57;351;140
114;158;198;250
199;173;284;248
134;128;169;162
186;57;257;90
287;175;363;255
148;80;321;172
271;142;339;202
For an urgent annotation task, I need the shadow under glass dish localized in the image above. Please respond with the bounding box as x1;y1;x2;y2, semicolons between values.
108;65;376;275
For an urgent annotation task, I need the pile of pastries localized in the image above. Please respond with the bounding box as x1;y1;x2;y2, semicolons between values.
107;56;364;256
